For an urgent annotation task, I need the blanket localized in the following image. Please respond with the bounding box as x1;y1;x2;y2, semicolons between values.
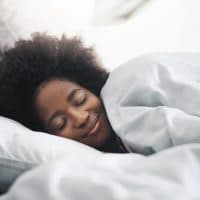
101;53;200;154
1;144;200;200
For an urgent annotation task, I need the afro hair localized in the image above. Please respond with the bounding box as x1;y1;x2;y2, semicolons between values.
0;32;109;131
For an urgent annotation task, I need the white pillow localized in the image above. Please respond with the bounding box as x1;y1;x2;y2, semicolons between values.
0;116;101;193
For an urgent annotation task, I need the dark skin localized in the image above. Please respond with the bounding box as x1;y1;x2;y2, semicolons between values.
34;78;120;151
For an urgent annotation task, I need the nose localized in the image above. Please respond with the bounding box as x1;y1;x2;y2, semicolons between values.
69;109;89;128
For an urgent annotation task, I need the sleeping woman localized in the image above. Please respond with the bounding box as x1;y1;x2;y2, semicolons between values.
0;33;128;153
0;32;200;154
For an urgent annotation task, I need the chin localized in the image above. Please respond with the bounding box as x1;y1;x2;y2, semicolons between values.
81;131;110;149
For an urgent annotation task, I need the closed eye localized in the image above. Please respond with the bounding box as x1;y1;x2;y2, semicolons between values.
71;90;87;106
50;115;67;133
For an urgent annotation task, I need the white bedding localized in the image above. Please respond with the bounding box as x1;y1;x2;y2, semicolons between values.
1;144;200;200
1;53;200;199
101;53;200;154
1;0;200;198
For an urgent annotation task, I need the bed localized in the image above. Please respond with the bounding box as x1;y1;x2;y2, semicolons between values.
1;52;200;199
1;0;200;199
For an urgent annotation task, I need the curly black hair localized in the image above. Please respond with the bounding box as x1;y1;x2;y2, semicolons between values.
0;32;109;131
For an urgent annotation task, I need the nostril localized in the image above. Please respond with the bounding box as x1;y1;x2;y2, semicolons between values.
73;111;89;128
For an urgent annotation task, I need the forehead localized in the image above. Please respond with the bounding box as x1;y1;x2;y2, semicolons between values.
37;79;82;99
39;79;81;92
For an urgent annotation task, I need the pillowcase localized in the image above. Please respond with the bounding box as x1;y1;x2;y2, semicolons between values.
0;116;101;194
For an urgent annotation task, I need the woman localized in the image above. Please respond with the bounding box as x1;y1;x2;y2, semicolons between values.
0;33;129;153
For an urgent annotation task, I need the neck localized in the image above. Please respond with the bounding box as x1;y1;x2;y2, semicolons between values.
98;133;128;153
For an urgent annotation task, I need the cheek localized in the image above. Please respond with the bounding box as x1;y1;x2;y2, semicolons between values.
89;96;102;111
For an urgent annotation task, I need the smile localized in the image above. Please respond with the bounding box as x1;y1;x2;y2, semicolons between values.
82;115;100;138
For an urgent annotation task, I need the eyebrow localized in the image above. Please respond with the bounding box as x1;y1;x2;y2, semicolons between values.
47;88;81;124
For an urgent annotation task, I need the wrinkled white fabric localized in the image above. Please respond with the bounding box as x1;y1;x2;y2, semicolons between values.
101;53;200;154
1;144;200;200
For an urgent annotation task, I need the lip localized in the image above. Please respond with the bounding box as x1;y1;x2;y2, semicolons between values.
82;115;100;138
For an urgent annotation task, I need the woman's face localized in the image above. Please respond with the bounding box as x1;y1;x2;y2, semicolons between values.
34;79;113;148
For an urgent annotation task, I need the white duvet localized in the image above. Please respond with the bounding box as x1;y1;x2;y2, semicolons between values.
101;53;200;154
1;144;200;200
